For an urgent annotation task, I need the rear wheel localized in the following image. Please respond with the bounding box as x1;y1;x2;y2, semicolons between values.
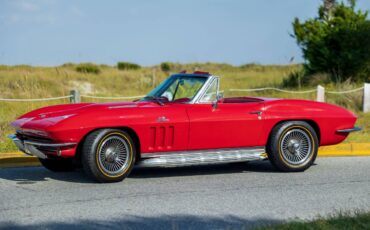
267;121;318;172
39;158;75;172
82;129;136;183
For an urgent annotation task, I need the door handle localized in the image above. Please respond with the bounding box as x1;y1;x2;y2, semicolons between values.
249;111;262;116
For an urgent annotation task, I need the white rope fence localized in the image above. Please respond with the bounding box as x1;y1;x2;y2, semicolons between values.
229;86;364;94
0;94;145;102
326;87;364;94
0;84;369;112
229;87;317;94
0;95;72;102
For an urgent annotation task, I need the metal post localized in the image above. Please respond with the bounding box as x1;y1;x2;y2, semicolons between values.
70;89;80;103
316;85;325;102
364;83;370;113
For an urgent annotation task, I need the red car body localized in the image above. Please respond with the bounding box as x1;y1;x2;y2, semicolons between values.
9;72;360;181
11;95;356;158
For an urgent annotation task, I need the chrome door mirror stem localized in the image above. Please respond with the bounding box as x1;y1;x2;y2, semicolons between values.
212;92;224;109
217;92;224;102
212;100;218;109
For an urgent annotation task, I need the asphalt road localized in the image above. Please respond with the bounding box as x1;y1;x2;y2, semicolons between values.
0;157;369;230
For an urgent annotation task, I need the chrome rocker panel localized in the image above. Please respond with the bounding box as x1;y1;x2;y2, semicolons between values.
137;147;266;168
8;134;76;159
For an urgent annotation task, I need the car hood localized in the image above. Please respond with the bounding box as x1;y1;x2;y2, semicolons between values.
11;101;147;132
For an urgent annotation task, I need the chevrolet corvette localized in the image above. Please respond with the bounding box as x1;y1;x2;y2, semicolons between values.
8;71;360;182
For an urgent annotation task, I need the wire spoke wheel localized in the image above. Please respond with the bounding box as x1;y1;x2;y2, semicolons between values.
97;136;130;176
280;128;312;165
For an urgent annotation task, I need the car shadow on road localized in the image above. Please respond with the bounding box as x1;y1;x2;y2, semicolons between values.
129;160;278;179
0;167;93;184
0;214;283;230
0;160;279;183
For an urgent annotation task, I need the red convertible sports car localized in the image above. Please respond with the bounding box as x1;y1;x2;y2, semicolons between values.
9;71;360;182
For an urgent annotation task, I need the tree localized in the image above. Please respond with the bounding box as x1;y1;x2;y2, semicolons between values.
293;0;370;83
323;0;336;19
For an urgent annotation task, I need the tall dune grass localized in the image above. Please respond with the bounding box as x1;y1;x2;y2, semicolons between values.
0;63;367;152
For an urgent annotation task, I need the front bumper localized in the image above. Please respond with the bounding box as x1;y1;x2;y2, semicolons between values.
8;134;76;159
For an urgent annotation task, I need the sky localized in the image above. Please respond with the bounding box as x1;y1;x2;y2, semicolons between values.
1;0;370;66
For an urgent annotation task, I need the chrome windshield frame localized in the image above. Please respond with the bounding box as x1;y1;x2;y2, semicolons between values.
145;74;219;104
193;76;220;104
189;75;218;104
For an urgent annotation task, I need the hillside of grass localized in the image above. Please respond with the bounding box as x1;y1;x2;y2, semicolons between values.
0;63;368;152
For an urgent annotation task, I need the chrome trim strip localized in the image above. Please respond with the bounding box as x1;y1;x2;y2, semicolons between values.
8;134;27;154
156;116;170;122
141;147;265;158
336;127;362;133
138;147;266;168
23;140;76;148
109;105;138;109
8;134;17;140
24;143;48;159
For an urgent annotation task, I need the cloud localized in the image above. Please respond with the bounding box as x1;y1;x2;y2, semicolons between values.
0;0;58;25
70;6;86;18
15;1;40;12
0;14;21;24
39;0;57;4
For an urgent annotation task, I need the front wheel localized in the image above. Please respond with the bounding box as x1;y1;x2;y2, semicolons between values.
267;121;318;172
82;129;136;183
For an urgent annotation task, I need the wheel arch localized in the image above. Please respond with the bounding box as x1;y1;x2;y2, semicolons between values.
267;119;321;145
75;126;141;163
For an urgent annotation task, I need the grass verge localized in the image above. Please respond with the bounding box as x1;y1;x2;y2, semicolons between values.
257;212;370;230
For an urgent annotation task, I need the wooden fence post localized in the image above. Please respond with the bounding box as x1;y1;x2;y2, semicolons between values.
364;83;370;113
317;85;325;102
70;89;81;103
152;69;156;87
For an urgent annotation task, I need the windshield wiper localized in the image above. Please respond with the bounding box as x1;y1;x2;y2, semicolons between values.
142;96;164;106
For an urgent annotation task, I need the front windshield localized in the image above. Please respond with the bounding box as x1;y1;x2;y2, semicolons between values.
144;75;208;103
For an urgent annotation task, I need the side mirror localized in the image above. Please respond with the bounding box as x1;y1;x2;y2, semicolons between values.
217;92;224;102
212;92;224;109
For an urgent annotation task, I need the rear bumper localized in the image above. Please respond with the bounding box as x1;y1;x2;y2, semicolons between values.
8;134;76;159
336;127;362;133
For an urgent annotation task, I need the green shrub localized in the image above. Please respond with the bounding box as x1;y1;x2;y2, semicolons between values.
117;62;141;70
293;0;370;83
160;62;171;72
61;63;75;68
75;63;101;74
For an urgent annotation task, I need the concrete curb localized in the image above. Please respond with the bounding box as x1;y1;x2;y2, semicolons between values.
1;143;370;168
0;152;40;168
318;143;370;157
